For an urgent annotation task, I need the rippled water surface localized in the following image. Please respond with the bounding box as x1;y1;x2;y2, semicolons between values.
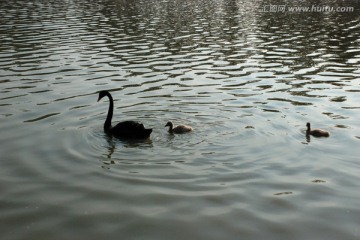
1;0;360;239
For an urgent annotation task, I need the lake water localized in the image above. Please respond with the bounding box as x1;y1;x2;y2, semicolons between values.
1;0;360;239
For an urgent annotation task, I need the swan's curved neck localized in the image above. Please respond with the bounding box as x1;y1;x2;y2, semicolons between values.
104;92;113;130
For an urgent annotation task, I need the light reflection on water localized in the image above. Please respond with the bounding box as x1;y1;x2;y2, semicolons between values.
0;0;360;239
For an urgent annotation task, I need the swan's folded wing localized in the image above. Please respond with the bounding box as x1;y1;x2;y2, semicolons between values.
115;121;143;128
111;121;151;138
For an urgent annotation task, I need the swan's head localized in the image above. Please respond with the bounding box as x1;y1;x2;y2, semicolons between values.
98;90;109;102
165;121;173;128
306;122;311;129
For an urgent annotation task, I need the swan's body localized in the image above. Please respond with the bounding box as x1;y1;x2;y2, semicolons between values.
97;90;152;139
165;121;193;134
306;122;329;137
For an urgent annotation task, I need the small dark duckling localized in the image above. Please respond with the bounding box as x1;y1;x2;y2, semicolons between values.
165;121;193;134
306;122;329;137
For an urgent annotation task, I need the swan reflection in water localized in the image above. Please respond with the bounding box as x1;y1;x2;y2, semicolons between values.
103;132;153;160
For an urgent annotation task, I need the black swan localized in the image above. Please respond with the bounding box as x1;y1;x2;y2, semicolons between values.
97;90;152;139
306;122;329;137
165;121;193;134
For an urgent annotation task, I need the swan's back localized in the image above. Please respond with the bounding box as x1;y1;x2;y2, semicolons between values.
111;121;152;139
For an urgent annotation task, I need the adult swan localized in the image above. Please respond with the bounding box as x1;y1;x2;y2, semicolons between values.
97;90;152;139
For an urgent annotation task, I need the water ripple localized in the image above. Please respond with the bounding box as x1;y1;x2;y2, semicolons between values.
1;0;360;239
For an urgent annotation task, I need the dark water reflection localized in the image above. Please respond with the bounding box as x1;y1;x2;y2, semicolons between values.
1;0;360;239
